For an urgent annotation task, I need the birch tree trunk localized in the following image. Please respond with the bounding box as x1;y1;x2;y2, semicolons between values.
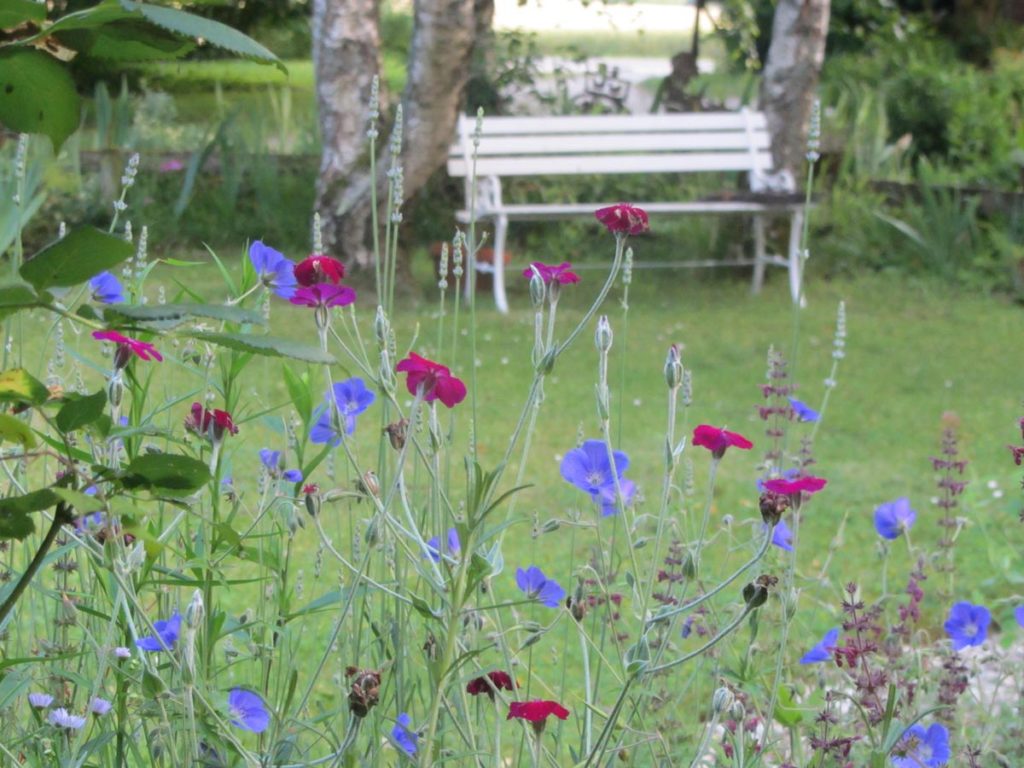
759;0;831;179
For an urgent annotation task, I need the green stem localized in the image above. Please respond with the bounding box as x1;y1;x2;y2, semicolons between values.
0;508;68;625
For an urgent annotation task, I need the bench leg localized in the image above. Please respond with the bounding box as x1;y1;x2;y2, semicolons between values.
492;214;510;314
788;209;806;307
751;214;767;295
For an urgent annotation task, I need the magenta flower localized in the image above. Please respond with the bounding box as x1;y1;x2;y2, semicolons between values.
595;203;649;235
522;262;580;285
289;283;356;309
395;352;466;408
92;330;163;365
764;476;827;496
692;424;754;459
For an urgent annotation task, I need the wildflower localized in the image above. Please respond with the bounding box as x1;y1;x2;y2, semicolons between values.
507;700;570;723
185;403;238;442
228;688;270;733
425;528;461;563
92;330;163;366
391;712;417;755
522;261;579;285
944;602;990;650
874;497;916;540
560;439;635;516
89;272;125;304
294;254;345;286
310;378;376;445
249;241;297;299
788;397;820;422
395;352;467;408
158;158;184;173
28;692;53;709
594;203;649;235
48;708;87;730
113;646;131;659
770;519;793;551
466;671;516;698
89;697;112;717
136;610;182;652
800;627;839;664
1015;605;1024;628
891;723;950;768
764;475;827;497
692;424;754;459
259;449;303;483
1009;444;1024;465
515;565;566;608
289;283;357;309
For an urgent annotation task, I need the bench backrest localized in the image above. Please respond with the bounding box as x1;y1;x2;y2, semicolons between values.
447;110;774;179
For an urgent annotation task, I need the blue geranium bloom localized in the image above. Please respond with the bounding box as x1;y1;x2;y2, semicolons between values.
788;397;819;422
515;565;566;608
560;439;635;516
425;528;461;563
944;602;990;650
89;271;125;304
874;497;916;540
310;378;376;446
228;688;270;733
249;240;297;299
259;448;303;483
1015;605;1024;629
391;712;417;755
770;519;794;551
891;723;950;768
136;611;182;652
799;627;839;664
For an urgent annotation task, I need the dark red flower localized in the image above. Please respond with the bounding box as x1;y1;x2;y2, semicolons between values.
692;424;754;459
764;476;827;496
594;204;649;235
92;330;163;367
467;671;516;698
395;353;467;409
522;262;580;285
1009;445;1024;466
294;254;345;286
185;402;239;441
507;700;570;723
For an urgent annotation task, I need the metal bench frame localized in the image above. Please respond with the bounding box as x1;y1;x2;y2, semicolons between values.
447;110;806;313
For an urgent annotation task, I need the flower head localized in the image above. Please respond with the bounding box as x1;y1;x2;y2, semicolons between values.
228;688;270;733
395;353;466;409
466;671;516;698
136;610;182;652
522;262;579;285
289;283;357;309
185;403;238;442
560;439;635;516
89;697;112;717
259;448;303;483
159;159;184;173
770;519;793;551
891;722;950;768
113;646;131;659
515;565;565;608
874;497;916;540
595;203;649;235
48;708;87;730
425;528;461;563
764;475;827;498
800;627;839;664
391;712;417;755
294;254;345;286
92;330;163;367
310;378;376;445
249;241;297;299
28;692;54;709
944;602;990;650
693;425;754;459
788;397;820;422
507;700;570;723
1015;605;1024;629
90;271;125;304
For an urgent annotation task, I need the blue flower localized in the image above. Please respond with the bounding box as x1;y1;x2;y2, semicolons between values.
515;565;566;608
799;627;839;664
89;271;125;304
259;448;303;483
874;497;916;540
944;602;990;650
891;722;950;768
391;712;417;755
425;528;461;563
560;439;635;516
249;241;297;299
136;611;182;652
1015;605;1024;629
228;688;270;733
310;378;376;446
770;519;794;551
788;397;819;422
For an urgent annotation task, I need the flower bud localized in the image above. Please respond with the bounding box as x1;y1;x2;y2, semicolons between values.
595;315;613;353
664;344;683;390
712;687;735;715
185;589;205;629
384;418;408;451
107;374;124;409
374;306;390;347
529;270;546;307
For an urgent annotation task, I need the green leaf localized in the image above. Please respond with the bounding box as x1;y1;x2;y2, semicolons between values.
0;0;46;28
0;49;80;152
0;511;34;540
410;595;441;621
56;389;107;432
192;332;336;364
52;488;104;514
0;488;58;515
0;368;49;406
0;413;36;448
119;0;283;69
21;227;133;291
57;21;196;61
104;302;264;328
121;453;211;495
773;685;803;727
282;364;312;424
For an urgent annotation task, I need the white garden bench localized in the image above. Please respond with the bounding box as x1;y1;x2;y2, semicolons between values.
447;110;807;313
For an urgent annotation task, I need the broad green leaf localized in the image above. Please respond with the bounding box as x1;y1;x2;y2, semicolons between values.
57;21;195;61
0;49;80;152
56;389;107;432
0;413;35;448
0;488;58;515
122;453;211;495
0;0;46;28
282;364;312;423
0;368;49;406
0;511;34;540
105;302;264;328
52;488;104;514
0;281;41;321
773;685;803;727
21;227;133;291
192;332;336;364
